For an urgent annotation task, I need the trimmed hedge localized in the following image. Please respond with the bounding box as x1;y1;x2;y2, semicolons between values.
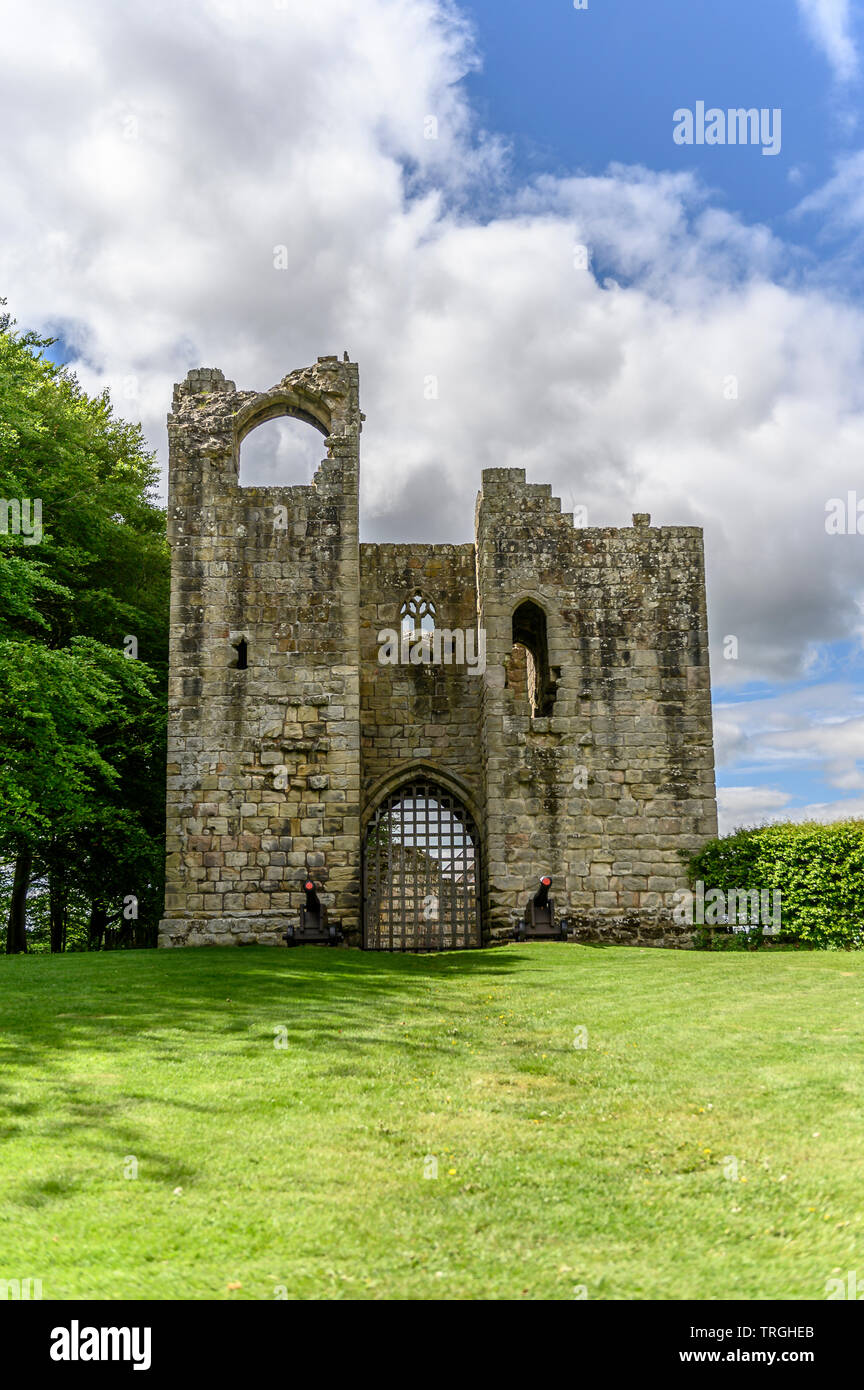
687;819;864;949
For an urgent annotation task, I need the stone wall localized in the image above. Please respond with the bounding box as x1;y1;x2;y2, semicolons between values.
475;468;717;941
158;358;363;947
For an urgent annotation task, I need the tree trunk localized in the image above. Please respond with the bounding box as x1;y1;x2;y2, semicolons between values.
88;901;107;951
5;848;32;954
49;873;67;953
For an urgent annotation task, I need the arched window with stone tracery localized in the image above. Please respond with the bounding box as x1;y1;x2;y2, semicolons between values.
400;592;436;637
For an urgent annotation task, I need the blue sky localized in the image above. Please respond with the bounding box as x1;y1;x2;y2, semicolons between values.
461;0;859;231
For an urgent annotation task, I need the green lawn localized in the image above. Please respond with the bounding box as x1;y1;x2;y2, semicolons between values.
1;944;862;1300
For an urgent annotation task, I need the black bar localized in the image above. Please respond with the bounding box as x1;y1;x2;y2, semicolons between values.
9;1299;859;1374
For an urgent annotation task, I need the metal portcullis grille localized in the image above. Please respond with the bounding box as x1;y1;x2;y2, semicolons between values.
363;780;481;951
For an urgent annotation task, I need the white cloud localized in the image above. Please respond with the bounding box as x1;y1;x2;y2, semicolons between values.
717;784;864;833
3;0;864;825
796;149;864;233
715;681;864;829
715;680;864;761
717;786;794;833
797;0;858;82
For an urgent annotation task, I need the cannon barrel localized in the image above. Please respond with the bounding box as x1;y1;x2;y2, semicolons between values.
303;879;321;913
533;876;552;910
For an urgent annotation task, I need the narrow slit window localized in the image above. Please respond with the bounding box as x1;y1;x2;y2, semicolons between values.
232;637;248;670
511;600;556;717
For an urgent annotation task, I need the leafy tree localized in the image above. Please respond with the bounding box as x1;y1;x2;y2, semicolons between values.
0;306;169;951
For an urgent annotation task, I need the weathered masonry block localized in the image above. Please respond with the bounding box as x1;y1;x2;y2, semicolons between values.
158;358;717;950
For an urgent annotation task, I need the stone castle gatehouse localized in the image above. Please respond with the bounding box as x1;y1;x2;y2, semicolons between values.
158;356;718;950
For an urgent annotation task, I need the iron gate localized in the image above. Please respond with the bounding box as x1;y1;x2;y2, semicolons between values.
363;780;481;950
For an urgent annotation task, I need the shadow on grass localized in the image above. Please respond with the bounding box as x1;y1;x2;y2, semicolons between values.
0;944;534;1078
0;945;548;1205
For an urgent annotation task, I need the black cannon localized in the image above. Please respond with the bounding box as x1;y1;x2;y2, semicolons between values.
283;879;343;946
513;876;569;942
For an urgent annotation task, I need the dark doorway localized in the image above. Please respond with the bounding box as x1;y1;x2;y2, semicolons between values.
363;779;481;951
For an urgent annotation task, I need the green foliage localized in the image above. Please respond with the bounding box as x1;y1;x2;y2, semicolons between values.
0;636;150;838
0;864;91;952
0;306;169;949
691;922;768;952
688;820;864;949
0;311;168;660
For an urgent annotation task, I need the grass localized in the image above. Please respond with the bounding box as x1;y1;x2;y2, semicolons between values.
1;943;863;1300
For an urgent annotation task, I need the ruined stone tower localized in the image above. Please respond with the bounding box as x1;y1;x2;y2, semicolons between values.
158;357;718;950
